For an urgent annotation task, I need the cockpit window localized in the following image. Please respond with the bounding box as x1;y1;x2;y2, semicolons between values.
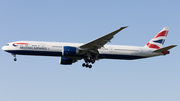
6;44;9;46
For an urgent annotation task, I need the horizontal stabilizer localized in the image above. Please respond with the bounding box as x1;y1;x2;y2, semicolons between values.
153;45;177;53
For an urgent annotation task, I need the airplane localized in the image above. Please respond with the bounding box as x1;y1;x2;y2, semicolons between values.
2;26;177;68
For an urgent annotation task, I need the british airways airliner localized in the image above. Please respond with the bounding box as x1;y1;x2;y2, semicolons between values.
2;26;177;68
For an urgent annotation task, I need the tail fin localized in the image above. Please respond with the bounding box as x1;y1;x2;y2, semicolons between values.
144;27;169;49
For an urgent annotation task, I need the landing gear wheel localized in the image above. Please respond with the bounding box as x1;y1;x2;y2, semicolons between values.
14;58;17;61
89;65;92;69
85;64;89;68
82;63;86;67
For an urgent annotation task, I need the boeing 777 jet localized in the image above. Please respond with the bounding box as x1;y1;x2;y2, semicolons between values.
2;26;177;68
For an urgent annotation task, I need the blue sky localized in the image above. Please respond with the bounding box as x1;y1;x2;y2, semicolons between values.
0;0;179;101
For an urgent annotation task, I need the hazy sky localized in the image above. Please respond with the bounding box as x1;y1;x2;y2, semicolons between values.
0;0;179;101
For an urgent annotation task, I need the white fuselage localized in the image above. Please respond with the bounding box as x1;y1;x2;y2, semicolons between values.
2;41;163;60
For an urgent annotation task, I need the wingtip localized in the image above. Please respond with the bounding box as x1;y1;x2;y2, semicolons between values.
120;26;128;30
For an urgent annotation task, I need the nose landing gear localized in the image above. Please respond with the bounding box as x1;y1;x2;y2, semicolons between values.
14;58;17;61
12;53;17;61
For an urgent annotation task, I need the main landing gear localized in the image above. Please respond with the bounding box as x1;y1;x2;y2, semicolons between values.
12;53;17;61
82;52;98;69
82;58;95;69
82;63;92;68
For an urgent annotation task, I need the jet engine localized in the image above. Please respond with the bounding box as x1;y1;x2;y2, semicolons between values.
62;46;79;56
59;56;77;65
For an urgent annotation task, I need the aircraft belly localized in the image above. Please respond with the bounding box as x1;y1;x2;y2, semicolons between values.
98;49;146;60
98;53;146;60
5;50;62;56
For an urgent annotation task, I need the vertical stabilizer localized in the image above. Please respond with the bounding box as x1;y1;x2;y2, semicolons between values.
144;27;169;49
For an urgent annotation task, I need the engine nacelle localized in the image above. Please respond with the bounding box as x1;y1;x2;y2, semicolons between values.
62;46;79;56
59;57;77;65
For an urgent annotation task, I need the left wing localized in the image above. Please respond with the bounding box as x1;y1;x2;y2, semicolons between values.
80;26;128;50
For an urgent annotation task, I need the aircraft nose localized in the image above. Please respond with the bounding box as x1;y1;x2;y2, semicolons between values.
2;46;6;51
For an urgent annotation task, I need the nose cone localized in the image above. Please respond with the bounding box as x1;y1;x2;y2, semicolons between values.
2;46;8;51
2;46;5;51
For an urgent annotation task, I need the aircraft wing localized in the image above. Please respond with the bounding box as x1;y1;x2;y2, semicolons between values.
80;26;128;50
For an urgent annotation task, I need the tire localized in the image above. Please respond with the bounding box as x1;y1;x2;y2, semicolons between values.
82;63;85;67
14;58;17;61
89;65;92;68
